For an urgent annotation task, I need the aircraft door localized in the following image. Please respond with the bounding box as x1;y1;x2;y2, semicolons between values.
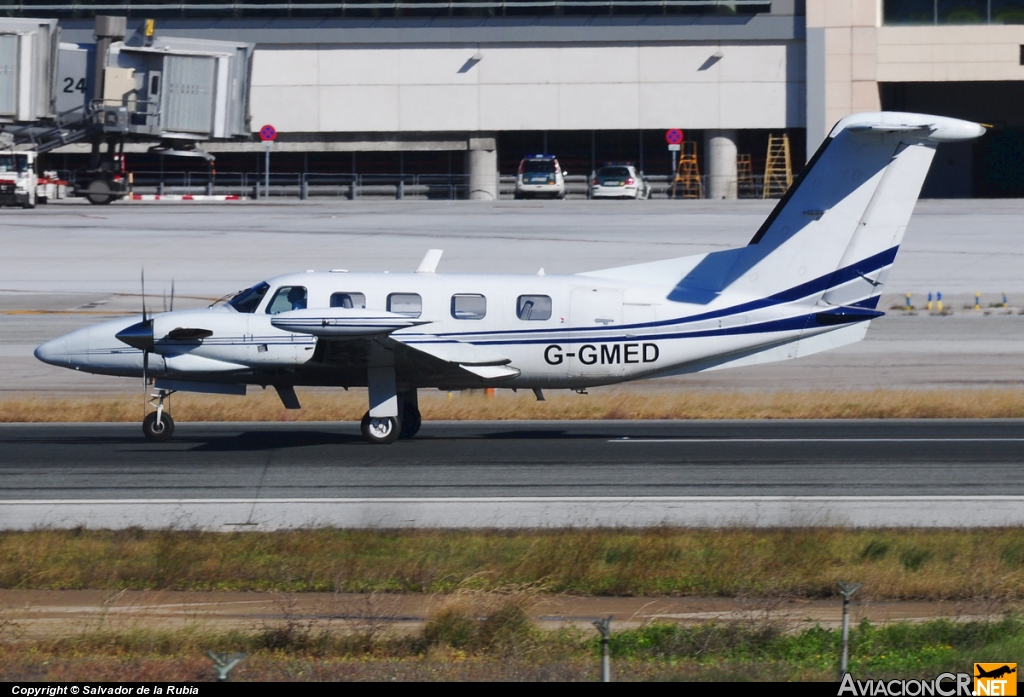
569;287;624;378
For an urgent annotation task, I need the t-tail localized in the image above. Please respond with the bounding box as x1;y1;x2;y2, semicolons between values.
713;112;985;308
589;112;984;312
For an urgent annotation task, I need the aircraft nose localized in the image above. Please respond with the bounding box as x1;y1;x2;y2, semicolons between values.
34;336;69;367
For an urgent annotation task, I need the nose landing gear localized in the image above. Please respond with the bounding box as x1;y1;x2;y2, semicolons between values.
142;388;176;442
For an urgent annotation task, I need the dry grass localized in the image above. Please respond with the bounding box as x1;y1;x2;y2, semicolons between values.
3;387;1024;422
3;611;1022;681
4;528;1024;600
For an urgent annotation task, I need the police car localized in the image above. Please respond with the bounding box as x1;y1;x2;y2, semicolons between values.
514;154;567;199
590;164;650;200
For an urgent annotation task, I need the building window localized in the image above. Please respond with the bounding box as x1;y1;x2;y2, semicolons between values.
266;286;307;314
451;294;487;320
884;0;1024;25
388;293;422;318
517;295;552;321
330;292;366;309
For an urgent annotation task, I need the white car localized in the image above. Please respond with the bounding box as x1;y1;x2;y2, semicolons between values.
514;155;566;199
590;164;650;200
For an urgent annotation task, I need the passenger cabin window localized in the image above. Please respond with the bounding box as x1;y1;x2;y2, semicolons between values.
266;286;307;314
387;293;422;318
517;294;552;321
228;282;270;314
451;294;486;320
330;292;366;309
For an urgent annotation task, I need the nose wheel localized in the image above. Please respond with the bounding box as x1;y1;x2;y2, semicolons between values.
143;410;175;442
143;388;176;442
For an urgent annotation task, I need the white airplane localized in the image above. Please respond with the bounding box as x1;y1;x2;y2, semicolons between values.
35;112;984;444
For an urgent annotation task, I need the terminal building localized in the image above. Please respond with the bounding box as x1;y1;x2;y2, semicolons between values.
16;0;1024;197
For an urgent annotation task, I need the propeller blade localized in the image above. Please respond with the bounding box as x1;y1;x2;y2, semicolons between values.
141;269;147;322
143;349;149;384
170;279;175;312
162;288;167;313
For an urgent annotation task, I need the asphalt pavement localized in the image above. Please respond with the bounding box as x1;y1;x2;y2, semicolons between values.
3;419;1022;499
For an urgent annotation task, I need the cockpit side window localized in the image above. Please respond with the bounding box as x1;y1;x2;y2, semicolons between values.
266;286;308;314
227;282;270;313
330;292;366;309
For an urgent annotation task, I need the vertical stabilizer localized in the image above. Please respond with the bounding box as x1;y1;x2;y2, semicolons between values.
725;113;985;303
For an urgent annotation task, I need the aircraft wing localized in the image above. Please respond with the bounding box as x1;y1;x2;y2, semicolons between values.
390;337;521;380
310;335;520;385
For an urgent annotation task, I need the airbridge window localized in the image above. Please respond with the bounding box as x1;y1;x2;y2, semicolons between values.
517;295;552;321
331;292;366;309
451;294;486;320
266;286;307;314
388;293;422;318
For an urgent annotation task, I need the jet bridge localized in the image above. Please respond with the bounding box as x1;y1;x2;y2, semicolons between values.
0;15;253;203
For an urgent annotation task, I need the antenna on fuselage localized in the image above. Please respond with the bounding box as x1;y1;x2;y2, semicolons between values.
416;249;443;274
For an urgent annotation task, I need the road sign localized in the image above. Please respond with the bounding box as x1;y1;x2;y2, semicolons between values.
668;144;681;152
259;124;277;142
665;128;684;145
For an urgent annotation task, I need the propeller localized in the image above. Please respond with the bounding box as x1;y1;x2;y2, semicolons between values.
115;269;155;384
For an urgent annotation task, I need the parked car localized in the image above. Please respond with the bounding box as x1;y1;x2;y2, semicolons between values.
590;164;650;200
515;154;566;199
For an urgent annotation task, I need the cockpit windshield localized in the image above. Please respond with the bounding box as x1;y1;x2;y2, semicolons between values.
227;282;270;313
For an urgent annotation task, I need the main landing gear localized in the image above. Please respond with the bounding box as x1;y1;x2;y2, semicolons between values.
359;393;421;445
142;388;175;442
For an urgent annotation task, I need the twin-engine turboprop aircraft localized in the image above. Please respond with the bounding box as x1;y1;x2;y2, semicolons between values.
35;112;985;444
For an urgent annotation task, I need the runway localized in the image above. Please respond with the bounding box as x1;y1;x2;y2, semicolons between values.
4;419;1024;499
3;420;1024;529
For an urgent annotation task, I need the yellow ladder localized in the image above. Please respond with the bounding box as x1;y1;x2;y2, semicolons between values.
762;134;793;199
671;141;703;199
736;153;753;198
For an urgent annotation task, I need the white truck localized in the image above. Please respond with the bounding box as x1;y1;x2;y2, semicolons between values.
0;150;67;208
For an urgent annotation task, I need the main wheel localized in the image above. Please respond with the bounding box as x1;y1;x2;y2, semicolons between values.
361;412;400;445
400;402;422;439
142;411;175;442
85;179;114;205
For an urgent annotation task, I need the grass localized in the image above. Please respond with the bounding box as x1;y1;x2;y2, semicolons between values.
4;528;1024;599
3;388;1024;422
2;608;1021;681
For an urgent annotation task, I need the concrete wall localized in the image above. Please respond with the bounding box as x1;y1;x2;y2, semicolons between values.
876;25;1024;82
805;0;882;150
250;43;806;134
805;1;1024;150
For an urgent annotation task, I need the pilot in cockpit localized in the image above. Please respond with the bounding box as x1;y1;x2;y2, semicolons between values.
287;286;307;311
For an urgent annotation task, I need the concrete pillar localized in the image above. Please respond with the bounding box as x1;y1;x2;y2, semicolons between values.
467;135;498;200
704;129;738;200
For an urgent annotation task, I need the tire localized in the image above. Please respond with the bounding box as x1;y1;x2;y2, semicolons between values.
85;179;114;205
400;402;422;439
143;411;175;442
360;412;400;445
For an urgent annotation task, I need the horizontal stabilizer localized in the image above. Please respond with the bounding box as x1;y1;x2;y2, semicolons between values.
271;308;429;337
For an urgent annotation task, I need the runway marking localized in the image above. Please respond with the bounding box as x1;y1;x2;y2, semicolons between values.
609;437;1024;443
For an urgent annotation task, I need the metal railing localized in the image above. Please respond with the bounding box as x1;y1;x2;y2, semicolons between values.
64;170;775;200
0;1;771;12
110;171;473;199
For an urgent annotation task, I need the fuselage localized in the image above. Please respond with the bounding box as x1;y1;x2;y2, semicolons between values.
34;265;876;391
